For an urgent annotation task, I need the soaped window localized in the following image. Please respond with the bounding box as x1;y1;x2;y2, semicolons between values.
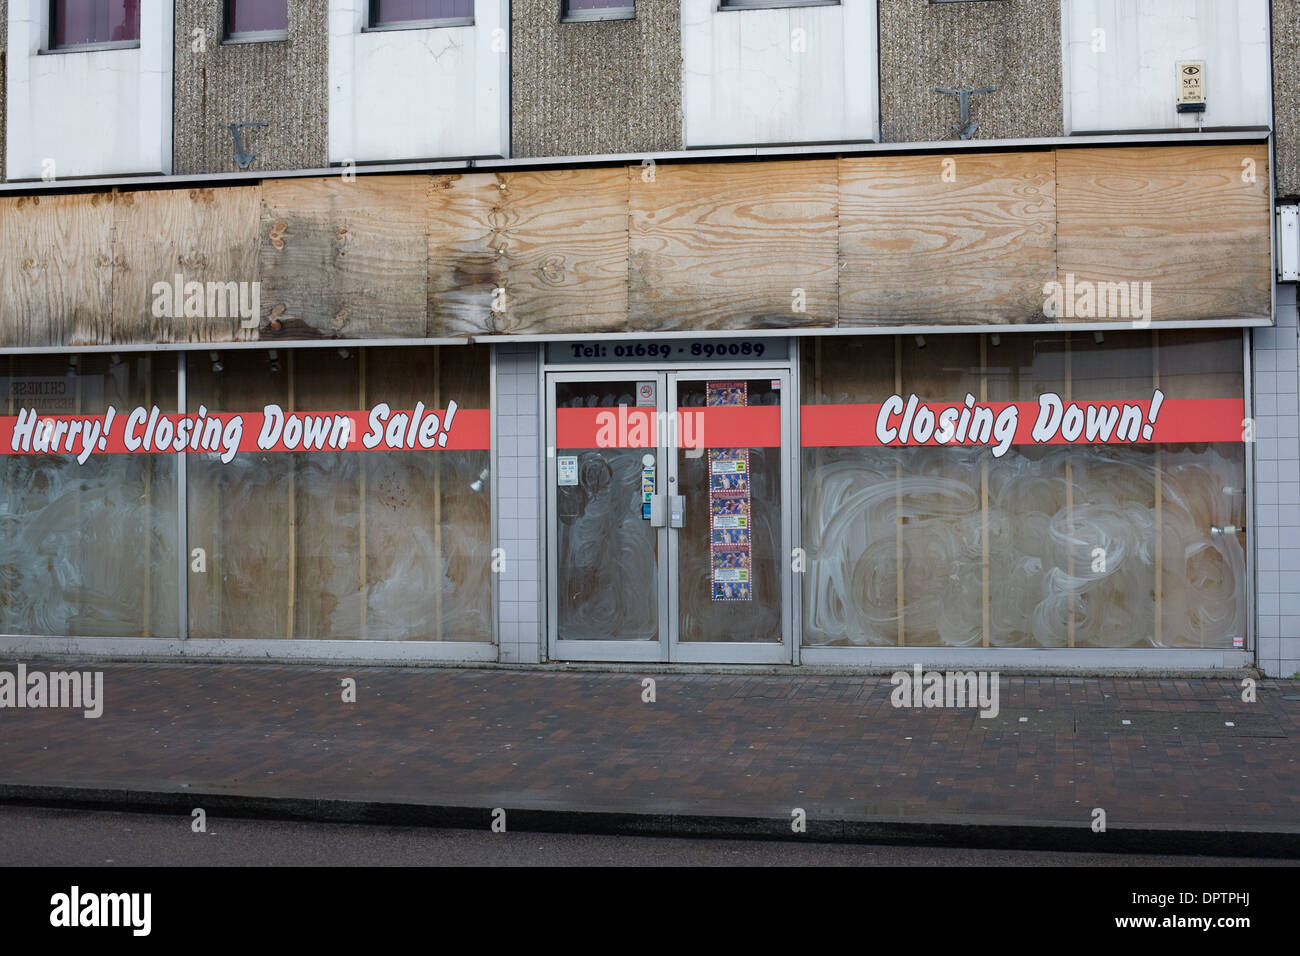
0;353;178;637
186;345;492;642
799;330;1247;650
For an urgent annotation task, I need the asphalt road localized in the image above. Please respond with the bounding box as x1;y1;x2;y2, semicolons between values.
0;805;1290;867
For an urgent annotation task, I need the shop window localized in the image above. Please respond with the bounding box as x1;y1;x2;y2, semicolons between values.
186;346;493;642
50;0;141;49
369;0;474;30
225;0;289;42
563;0;635;22
0;354;178;637
800;330;1247;650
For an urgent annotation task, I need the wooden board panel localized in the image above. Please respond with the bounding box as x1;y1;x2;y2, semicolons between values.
111;186;262;344
428;168;628;336
1056;145;1271;322
839;151;1057;326
628;160;837;331
0;192;113;347
260;176;428;339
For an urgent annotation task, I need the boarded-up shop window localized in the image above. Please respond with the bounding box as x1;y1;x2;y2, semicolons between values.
0;354;178;637
186;345;492;641
800;330;1247;649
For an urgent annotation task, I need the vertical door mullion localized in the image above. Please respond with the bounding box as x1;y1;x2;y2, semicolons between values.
176;352;188;640
662;370;675;662
544;372;558;661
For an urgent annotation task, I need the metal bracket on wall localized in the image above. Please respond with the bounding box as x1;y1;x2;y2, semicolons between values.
218;122;269;170
934;86;997;140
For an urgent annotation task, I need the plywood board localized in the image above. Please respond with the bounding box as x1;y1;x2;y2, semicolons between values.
628;160;837;331
0;192;113;347
260;176;428;339
111;186;262;344
839;152;1057;326
428;168;628;336
1056;145;1271;322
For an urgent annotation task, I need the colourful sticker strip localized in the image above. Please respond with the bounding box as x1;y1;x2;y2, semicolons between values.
708;381;752;603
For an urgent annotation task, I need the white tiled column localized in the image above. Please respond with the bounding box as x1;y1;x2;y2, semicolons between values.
1254;284;1300;677
493;345;543;664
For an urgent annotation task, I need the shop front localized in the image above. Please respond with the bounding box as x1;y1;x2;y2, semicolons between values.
542;327;1252;667
0;138;1271;671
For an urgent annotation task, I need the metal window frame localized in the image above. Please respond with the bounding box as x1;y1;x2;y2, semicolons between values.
542;352;799;665
717;0;840;10
366;0;475;31
223;0;290;42
46;0;140;52
0;343;496;653
561;0;635;23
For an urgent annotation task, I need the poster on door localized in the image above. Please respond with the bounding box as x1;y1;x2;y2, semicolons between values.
707;381;752;602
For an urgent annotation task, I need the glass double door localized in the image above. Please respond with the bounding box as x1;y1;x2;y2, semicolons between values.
546;369;792;663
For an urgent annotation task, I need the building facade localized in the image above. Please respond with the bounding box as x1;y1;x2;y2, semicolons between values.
0;0;1293;675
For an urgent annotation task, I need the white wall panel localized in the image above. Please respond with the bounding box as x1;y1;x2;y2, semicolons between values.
682;0;879;148
6;0;173;179
329;0;509;164
1062;0;1271;133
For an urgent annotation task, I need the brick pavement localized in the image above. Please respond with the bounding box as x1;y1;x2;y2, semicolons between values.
0;662;1297;838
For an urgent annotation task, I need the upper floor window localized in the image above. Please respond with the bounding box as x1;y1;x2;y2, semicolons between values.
226;0;289;42
719;1;840;8
50;0;140;50
563;0;635;22
369;0;474;30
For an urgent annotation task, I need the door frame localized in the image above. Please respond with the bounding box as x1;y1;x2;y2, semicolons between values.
544;366;796;665
545;369;669;662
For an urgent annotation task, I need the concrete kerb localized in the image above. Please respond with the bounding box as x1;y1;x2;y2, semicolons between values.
1;784;1297;859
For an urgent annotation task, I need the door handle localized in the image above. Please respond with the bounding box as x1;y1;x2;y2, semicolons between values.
670;495;685;529
649;494;666;527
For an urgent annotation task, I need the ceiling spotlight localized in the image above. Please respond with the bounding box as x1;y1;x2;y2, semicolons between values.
989;334;1001;347
338;348;351;360
1093;331;1105;345
109;353;123;366
469;467;490;493
915;335;927;349
209;350;223;373
268;349;280;373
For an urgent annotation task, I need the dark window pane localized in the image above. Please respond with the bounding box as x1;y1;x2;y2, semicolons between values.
371;0;474;26
227;0;288;36
52;0;140;47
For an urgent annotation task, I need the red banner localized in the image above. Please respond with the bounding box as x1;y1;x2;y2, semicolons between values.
0;403;490;463
801;395;1245;451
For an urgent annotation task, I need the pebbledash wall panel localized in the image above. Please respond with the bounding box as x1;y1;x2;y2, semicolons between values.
511;0;681;158
5;0;173;179
681;0;879;148
1;0;6;180
878;0;1063;143
1061;0;1272;135
328;0;509;164
172;0;328;175
0;144;1272;347
1273;0;1300;199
